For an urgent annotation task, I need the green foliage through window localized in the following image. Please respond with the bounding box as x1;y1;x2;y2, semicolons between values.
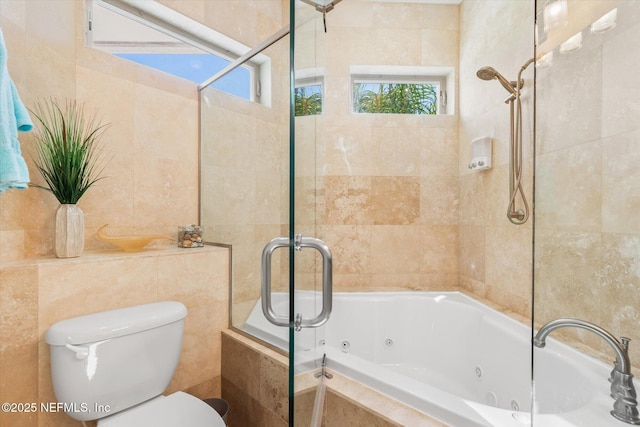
353;82;438;114
295;84;323;116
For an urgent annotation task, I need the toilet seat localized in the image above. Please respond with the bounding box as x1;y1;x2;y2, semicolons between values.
97;392;226;427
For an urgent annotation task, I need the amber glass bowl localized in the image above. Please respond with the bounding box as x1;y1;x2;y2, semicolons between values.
97;224;173;252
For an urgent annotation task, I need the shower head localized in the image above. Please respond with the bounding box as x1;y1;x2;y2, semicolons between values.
476;66;518;96
476;66;499;80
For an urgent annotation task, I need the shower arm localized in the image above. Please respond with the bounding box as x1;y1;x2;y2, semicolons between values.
298;0;342;33
298;0;342;14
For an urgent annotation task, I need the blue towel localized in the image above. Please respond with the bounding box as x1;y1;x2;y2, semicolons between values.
0;28;33;195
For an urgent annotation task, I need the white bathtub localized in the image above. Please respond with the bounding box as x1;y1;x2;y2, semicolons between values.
244;291;635;426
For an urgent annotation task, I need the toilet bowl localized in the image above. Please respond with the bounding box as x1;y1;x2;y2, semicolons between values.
98;392;223;427
45;302;225;427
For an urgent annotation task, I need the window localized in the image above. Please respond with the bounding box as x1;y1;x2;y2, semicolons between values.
353;81;439;115
295;84;323;116
294;70;324;117
87;0;264;103
114;53;251;99
350;66;454;115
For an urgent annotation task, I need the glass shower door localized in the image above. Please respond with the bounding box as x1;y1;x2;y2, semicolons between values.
251;1;333;423
199;2;332;425
199;1;333;423
199;23;297;426
289;1;333;425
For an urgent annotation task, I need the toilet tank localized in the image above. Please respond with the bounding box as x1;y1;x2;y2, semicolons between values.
45;302;188;422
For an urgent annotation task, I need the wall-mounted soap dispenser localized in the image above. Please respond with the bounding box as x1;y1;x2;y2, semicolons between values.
468;136;492;171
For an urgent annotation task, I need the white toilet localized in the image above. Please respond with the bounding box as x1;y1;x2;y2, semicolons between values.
45;301;225;427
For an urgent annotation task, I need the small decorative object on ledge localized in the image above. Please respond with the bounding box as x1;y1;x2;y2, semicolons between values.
178;225;204;248
97;224;173;252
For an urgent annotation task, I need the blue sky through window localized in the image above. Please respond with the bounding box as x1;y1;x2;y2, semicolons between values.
115;53;251;99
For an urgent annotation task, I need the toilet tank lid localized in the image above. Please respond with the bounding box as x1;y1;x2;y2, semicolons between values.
45;302;188;346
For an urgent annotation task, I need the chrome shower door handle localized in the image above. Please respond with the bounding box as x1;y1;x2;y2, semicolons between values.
260;236;333;328
297;236;333;328
261;237;291;327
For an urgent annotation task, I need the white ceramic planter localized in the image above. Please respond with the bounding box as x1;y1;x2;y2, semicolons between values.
55;204;84;258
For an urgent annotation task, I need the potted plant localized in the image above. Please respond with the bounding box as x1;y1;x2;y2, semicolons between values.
30;99;109;258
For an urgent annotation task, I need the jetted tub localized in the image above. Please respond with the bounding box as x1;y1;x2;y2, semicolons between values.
244;291;636;427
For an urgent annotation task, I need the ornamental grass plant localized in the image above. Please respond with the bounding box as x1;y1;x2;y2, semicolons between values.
30;99;109;204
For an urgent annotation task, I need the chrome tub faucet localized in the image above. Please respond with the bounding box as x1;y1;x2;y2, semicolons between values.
534;318;640;425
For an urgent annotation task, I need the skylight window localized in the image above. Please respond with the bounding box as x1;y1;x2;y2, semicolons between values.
87;0;261;102
114;53;251;99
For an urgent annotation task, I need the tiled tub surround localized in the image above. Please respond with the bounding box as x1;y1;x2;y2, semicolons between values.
294;0;461;294
222;329;446;427
243;291;635;427
0;246;229;427
202;1;463;332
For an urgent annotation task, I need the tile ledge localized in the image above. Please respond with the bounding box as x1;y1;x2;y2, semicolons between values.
0;244;228;268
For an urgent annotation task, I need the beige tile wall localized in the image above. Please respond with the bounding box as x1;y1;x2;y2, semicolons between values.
534;0;640;359
0;0;286;261
207;1;462;330
458;0;534;318
297;1;461;292
1;1;198;260
0;1;282;426
0;246;229;427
